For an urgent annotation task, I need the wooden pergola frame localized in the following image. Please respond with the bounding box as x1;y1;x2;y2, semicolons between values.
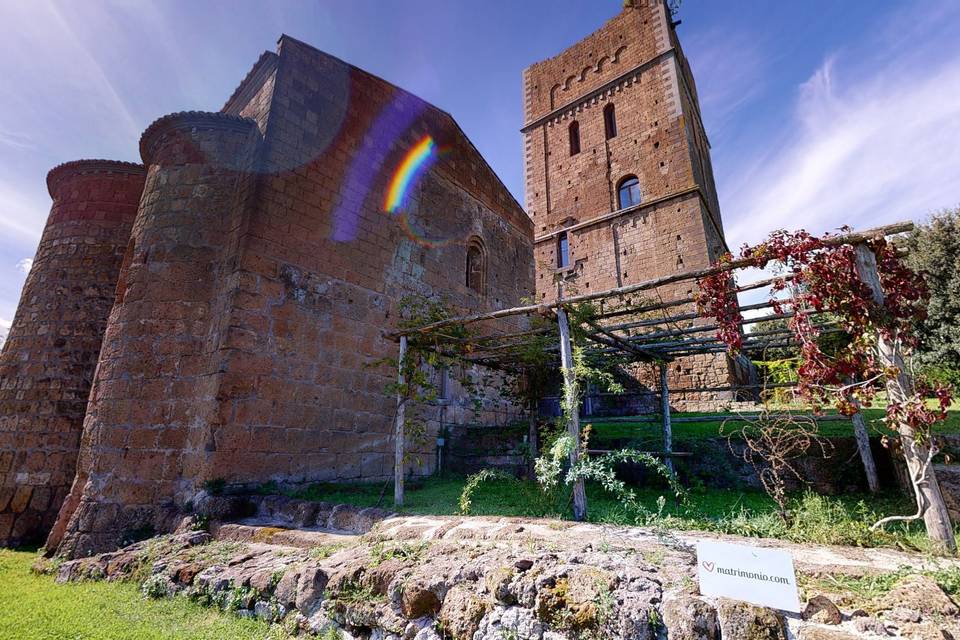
387;222;915;517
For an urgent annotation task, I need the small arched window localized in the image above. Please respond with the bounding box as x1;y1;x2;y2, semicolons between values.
604;104;617;139
466;238;486;294
617;176;641;209
568;121;581;156
557;231;570;268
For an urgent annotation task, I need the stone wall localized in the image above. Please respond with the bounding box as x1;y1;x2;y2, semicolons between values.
41;36;533;557
0;160;145;547
47;112;264;557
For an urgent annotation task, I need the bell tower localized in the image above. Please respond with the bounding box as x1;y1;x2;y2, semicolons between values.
522;0;739;405
522;0;727;303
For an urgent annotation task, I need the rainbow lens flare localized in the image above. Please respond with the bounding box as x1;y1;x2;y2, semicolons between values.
384;135;437;213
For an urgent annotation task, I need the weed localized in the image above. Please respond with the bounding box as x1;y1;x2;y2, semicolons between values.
641;549;665;566
318;628;344;640
647;607;662;631
1;549;290;639
140;573;170;599
282;475;958;551
332;578;383;605
309;543;347;560
203;478;227;496
800;565;960;609
369;541;429;566
191;514;211;532
269;570;285;590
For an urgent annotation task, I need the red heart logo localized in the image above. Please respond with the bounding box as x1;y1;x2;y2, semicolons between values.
701;561;715;572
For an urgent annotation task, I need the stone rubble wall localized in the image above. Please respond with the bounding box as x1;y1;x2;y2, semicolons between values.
48;512;960;639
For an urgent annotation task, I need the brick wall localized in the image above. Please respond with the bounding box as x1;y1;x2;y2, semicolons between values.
522;1;739;408
0;160;144;547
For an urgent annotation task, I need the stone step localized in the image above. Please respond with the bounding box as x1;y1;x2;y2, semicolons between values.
212;521;359;549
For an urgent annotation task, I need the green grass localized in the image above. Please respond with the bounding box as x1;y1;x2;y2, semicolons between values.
290;475;956;552
586;402;960;445
0;549;288;640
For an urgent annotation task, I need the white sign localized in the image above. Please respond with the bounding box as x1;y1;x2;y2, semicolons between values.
696;540;801;612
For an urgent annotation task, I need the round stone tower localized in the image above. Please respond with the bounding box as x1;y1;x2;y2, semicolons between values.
48;112;261;557
0;160;145;547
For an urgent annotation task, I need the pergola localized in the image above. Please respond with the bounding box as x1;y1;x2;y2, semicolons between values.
386;221;914;515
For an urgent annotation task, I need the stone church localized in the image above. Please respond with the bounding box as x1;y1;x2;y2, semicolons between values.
0;0;735;555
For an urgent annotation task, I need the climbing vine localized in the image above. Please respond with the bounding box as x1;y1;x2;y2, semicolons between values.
696;228;952;431
375;295;485;469
698;227;956;550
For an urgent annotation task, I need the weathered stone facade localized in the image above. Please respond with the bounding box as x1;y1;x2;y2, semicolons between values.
2;3;745;555
0;161;145;547
522;1;741;404
1;36;533;553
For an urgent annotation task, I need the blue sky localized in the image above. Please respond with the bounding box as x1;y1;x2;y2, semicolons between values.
1;1;959;337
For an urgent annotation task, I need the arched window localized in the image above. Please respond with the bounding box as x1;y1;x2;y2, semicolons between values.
466;238;486;294
604;103;617;140
617;175;641;209
568;121;581;156
557;231;570;268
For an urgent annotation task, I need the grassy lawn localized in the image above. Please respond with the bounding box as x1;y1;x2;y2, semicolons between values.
291;475;955;552
586;402;960;445
0;548;286;640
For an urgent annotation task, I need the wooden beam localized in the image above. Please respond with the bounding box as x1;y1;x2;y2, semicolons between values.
584;319;664;360
387;221;914;339
848;391;880;493
394;336;407;507
594;414;853;424
557;307;587;521
659;363;675;475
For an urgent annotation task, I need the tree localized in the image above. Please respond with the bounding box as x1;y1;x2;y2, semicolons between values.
903;207;960;385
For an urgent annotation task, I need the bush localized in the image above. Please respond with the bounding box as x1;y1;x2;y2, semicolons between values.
140;573;170;599
920;364;960;390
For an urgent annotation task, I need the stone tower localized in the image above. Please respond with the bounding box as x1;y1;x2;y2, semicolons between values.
522;1;738;404
0;161;145;547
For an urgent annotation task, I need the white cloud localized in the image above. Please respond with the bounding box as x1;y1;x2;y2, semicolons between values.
0;317;11;348
724;29;960;247
0;129;33;150
16;258;33;275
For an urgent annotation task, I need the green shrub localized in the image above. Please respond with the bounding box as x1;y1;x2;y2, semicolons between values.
140;573;170;599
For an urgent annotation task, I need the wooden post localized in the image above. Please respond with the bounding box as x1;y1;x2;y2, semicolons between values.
847;390;880;493
659;363;675;475
394;335;407;507
556;307;587;521
854;244;955;553
528;403;539;480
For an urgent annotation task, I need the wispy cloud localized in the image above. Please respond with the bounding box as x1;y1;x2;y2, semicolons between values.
684;27;767;141
0;180;46;239
0;129;33;150
16;258;33;275
0;1;143;147
724;10;960;246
